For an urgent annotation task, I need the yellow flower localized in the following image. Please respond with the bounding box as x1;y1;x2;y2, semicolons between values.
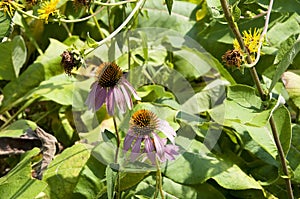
0;0;24;17
38;0;59;23
233;28;263;59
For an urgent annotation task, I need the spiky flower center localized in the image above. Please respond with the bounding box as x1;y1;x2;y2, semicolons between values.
130;109;158;135
96;62;123;88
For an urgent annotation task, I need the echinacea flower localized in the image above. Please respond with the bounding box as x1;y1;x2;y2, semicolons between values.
85;62;140;115
123;109;178;164
38;0;59;23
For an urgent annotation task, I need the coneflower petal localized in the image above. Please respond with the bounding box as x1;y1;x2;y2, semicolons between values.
157;119;176;144
152;132;165;162
122;78;141;101
120;84;133;109
131;138;142;162
107;87;115;115
123;130;135;151
113;87;126;113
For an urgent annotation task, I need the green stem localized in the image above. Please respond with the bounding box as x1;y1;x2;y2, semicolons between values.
90;8;106;40
155;157;164;199
220;0;294;198
20;15;43;55
113;116;120;164
112;116;121;199
94;0;138;6
0;98;35;130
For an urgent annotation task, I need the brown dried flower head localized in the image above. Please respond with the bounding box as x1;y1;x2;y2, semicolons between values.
222;49;243;68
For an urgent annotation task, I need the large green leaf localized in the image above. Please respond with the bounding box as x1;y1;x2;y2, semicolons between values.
287;124;300;183
269;39;300;91
212;164;262;190
1;39;68;113
0;11;11;40
267;13;300;47
0;148;48;198
219;85;276;127
0;36;26;80
135;175;226;199
137;1;196;34
73;155;107;198
281;71;300;109
43;143;90;199
0;119;37;137
272;105;292;155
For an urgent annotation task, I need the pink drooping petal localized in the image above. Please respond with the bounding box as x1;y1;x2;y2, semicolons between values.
157;119;176;144
122;78;141;100
164;144;179;161
131;138;142;162
113;87;126;113
144;136;156;164
94;85;107;111
123;129;135;151
120;84;133;109
152;132;165;162
85;82;106;112
107;87;115;115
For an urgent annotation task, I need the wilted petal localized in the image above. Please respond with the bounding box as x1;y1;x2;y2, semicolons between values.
94;86;107;111
144;136;155;153
122;78;141;100
85;82;106;112
120;84;133;109
157;119;176;144
152;132;165;162
123;130;135;151
164;144;179;161
131;138;142;161
113;87;126;113
107;87;115;115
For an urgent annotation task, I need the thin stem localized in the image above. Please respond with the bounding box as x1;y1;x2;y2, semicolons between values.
17;6;105;23
246;0;273;67
94;0;138;6
220;0;294;198
20;15;43;55
155;157;164;199
0;98;35;129
113;116;120;164
84;0;145;56
90;7;106;40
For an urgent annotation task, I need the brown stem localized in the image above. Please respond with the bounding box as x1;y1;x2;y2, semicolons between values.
220;0;294;198
113;116;120;163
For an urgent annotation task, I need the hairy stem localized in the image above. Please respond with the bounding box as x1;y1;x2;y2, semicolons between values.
220;0;294;198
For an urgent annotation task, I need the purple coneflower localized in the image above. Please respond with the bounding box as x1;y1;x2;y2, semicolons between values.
123;109;179;164
85;62;140;115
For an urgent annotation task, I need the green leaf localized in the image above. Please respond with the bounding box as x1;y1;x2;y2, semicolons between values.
164;140;229;184
281;71;300;109
30;74;79;106
165;0;173;15
138;1;196;34
0;119;37;137
86;32;99;48
1;39;67;113
274;35;296;65
0;148;48;198
43;143;90;199
136;175;226;198
269;39;300;91
220;85;276;127
0;36;26;80
73;155;107;198
106;165;117;199
0;11;12;40
272;105;292;155
232;3;241;22
267;13;300;46
212;164;262;190
287;125;300;183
